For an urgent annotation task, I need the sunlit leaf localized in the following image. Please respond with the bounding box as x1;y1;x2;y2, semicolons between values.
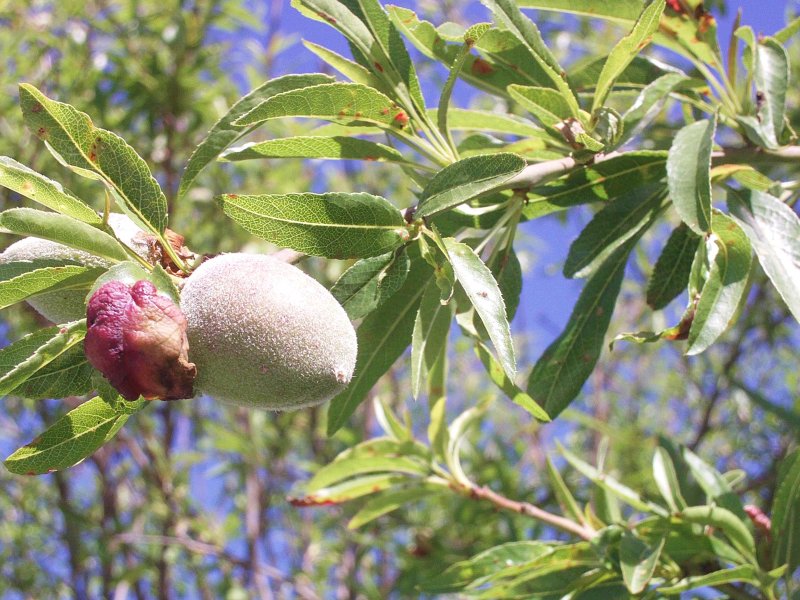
331;250;410;320
667;117;715;235
646;223;700;310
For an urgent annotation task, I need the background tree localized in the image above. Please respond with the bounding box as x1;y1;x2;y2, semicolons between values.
0;1;798;599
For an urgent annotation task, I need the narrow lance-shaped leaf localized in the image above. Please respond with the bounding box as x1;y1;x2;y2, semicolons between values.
754;37;789;148
178;73;334;197
687;213;752;355
411;280;453;399
475;342;549;421
591;0;665;112
564;183;665;278
682;446;748;520
303;42;387;92
667;117;715;235
481;0;580;118
348;485;439;529
622;73;690;142
327;253;432;435
4;395;132;475
444;238;516;379
218;192;408;259
10;343;93;401
331;250;410;320
658;565;764;596
653;447;688;513
647;223;700;310
0;320;87;396
19;84;167;234
221;136;410;165
0;156;101;224
516;0;641;23
0;264;105;311
771;448;800;572
234;82;410;130
728;188;800;325
0;207;129;263
620;532;664;595
528;232;641;418
507;85;574;136
418;153;526;218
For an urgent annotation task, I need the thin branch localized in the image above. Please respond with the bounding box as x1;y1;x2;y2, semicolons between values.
453;482;596;541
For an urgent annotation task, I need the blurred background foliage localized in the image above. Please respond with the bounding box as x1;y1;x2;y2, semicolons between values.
0;1;798;598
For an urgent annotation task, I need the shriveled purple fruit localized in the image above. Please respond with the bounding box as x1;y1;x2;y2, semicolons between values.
180;253;357;410
85;279;196;401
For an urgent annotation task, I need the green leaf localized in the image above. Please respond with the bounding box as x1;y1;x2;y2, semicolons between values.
303;41;387;92
591;0;664;112
331;250;410;320
306;445;430;491
646;223;700;310
559;444;667;515
233;82;410;130
443;238;515;379
221;136;410;165
0;207;129;262
0;156;101;224
620;532;664;595
667;117;715;235
431;108;545;138
418;153;526;218
523;151;667;220
774;16;800;44
545;454;584;525
527;235;639;418
410;280;453;399
754;37;789;147
728;189;800;324
772;448;800;571
10;344;93;400
421;541;556;593
387;6;544;98
730;379;800;431
507;85;574;135
677;505;756;562
481;0;580;118
19;84;167;234
289;473;408;506
564;183;665;278
178;73;334;197
0;320;87;396
516;0;641;23
652;447;688;513
4;395;129;475
327;253;432;434
687;213;752;355
658;565;762;595
218;192;407;259
0;263;104;311
348;485;438;529
475;342;549;421
622;73;690;141
682;447;747;520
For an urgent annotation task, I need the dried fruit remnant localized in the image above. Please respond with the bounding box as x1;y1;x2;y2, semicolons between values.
85;280;196;401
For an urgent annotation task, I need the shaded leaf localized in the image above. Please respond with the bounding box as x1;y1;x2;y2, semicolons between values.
652;446;688;513
289;473;408;506
0;263;104;311
218;192;407;259
0;207;129;262
728;189;800;324
303;41;386;91
545;454;584;525
178;73;334;197
430;108;545;137
667;117;715;235
677;505;757;562
348;485;439;529
591;0;664;112
646;223;700;309
327;253;432;434
508;84;573;133
772;449;800;571
331;250;410;320
411;280;453;399
444;238;515;379
564;183;665;278
0;320;87;396
658;565;762;595
0;156;101;224
754;37;789;147
19;84;167;234
620;532;664;594
4;395;128;475
527;235;640;418
622;73;689;141
475;342;549;421
686;213;752;355
417;153;526;218
682;447;747;519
